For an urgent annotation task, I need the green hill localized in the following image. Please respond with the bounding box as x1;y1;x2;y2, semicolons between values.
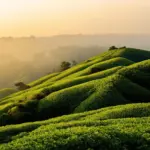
1;47;150;149
1;48;150;125
1;103;150;149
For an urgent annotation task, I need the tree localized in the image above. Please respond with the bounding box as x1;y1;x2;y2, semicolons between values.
120;46;126;49
60;61;71;71
109;46;118;50
15;82;30;91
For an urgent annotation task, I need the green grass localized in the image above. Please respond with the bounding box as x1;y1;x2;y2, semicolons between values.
0;47;150;127
2;47;150;149
28;72;59;87
65;57;133;78
1;103;150;149
90;47;150;62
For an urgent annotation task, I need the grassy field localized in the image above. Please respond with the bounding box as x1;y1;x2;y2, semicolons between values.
1;103;150;149
0;48;150;125
0;47;150;149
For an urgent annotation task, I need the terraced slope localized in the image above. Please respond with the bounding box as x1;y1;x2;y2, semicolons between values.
0;48;150;126
1;48;150;149
1;103;150;149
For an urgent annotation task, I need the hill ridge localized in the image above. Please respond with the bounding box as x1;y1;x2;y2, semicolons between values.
1;47;150;149
0;48;150;126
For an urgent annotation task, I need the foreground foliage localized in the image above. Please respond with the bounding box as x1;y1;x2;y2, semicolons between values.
1;103;150;149
0;48;150;149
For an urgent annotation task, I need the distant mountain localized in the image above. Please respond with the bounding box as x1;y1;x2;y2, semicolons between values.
1;34;150;89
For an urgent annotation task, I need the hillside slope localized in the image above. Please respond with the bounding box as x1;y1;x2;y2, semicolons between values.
1;47;150;149
1;103;150;149
0;48;150;126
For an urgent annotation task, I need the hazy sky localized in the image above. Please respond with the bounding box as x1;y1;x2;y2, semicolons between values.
0;0;150;36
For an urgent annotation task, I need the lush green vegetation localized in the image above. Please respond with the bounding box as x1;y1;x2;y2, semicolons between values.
1;103;150;149
1;47;150;149
29;73;59;87
0;48;150;125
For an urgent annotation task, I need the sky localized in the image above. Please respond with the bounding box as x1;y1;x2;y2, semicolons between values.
0;0;150;36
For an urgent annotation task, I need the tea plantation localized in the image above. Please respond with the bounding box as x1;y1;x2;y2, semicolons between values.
1;47;150;149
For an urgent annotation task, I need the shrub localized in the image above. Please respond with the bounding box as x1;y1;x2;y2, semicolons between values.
60;61;71;71
15;82;30;91
0;113;12;126
120;46;126;49
109;46;118;50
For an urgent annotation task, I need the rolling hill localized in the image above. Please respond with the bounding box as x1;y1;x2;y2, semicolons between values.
1;103;150;149
1;47;150;149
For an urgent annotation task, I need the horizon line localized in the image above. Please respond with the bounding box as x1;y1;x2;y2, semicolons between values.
1;33;150;38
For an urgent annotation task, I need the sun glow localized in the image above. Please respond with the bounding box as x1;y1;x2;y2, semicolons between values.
0;0;150;36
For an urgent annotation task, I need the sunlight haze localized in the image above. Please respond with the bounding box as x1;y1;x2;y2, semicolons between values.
0;0;150;36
